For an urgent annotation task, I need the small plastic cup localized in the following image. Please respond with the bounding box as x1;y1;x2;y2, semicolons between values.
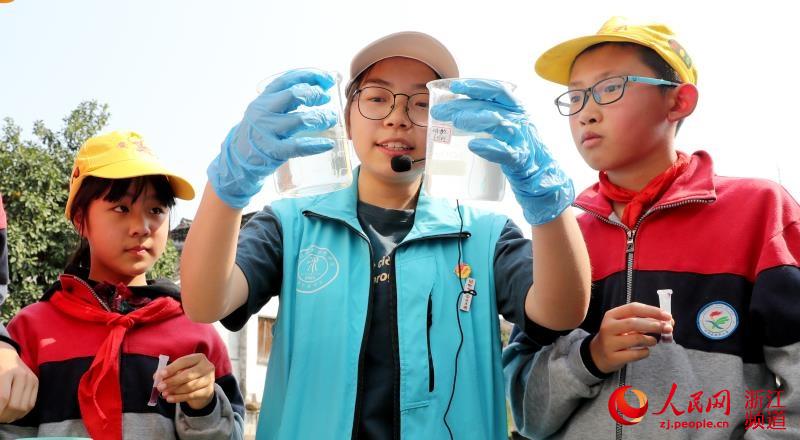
423;78;510;201
257;69;353;198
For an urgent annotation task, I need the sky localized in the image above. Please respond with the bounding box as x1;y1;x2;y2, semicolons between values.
2;0;798;231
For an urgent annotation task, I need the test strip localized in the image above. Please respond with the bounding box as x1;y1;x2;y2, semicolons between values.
656;289;674;343
148;354;170;406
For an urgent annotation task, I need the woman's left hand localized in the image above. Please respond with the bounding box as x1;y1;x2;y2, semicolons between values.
429;79;574;225
156;353;216;410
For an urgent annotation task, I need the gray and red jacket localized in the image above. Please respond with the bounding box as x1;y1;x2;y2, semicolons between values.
504;151;800;439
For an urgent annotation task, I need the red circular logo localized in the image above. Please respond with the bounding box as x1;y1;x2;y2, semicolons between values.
608;385;649;425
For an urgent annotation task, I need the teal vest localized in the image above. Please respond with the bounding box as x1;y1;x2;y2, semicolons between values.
257;174;511;439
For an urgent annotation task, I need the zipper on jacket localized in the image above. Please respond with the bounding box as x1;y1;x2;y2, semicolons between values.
616;228;636;440
387;231;469;440
427;292;435;392
305;210;470;440
64;274;112;312
573;198;713;440
303;211;376;440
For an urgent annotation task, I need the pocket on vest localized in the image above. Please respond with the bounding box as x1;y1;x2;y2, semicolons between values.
395;255;437;411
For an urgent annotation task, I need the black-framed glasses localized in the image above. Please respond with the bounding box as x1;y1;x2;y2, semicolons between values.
353;86;430;127
555;75;681;116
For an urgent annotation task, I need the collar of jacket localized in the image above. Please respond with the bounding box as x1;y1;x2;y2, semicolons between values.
574;150;718;218
41;271;182;303
302;166;470;241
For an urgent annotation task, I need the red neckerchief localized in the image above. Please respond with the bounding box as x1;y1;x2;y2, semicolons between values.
598;152;690;228
50;287;183;440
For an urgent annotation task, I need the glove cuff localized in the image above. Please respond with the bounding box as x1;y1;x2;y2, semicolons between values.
512;170;575;225
206;125;270;209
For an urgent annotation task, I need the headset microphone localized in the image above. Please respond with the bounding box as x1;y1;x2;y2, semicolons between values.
390;155;425;172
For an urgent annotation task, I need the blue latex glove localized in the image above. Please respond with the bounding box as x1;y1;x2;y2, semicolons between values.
429;79;574;225
208;69;339;208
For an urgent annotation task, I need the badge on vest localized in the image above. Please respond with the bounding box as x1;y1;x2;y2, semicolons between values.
297;245;340;294
459;277;477;312
454;263;472;279
696;301;738;340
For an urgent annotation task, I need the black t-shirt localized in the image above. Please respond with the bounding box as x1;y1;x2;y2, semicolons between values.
355;201;415;440
224;203;547;439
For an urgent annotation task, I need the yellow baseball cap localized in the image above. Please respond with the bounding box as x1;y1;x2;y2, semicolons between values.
65;131;195;219
536;16;697;86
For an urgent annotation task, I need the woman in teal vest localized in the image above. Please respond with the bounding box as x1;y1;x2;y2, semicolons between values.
181;31;591;439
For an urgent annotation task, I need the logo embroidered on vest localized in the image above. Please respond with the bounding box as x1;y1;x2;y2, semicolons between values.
696;301;738;340
297;245;340;293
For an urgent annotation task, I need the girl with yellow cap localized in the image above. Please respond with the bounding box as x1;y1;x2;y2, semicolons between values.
3;131;244;440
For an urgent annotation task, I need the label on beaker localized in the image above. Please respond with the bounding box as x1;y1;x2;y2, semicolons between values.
430;125;452;144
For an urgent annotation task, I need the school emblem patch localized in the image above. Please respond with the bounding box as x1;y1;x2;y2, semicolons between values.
296;245;339;294
696;301;738;340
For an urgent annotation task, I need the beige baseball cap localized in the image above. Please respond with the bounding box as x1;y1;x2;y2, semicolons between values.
346;31;459;94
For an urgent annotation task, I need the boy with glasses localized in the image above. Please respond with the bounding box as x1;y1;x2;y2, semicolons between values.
504;16;800;438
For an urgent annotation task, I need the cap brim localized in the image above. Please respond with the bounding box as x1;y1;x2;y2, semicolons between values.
65;159;195;219
535;34;648;85
348;31;459;91
90;159;195;200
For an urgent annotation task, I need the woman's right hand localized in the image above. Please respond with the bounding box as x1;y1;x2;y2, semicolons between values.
589;302;673;374
207;68;339;209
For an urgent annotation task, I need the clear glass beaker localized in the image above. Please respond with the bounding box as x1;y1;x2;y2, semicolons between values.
423;78;510;201
258;69;352;198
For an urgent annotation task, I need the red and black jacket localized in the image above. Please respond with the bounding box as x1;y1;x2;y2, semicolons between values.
5;274;245;439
